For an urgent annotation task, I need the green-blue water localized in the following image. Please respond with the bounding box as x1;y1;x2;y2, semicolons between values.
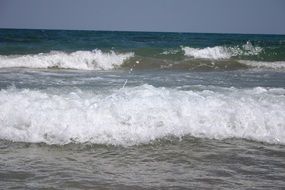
0;29;285;189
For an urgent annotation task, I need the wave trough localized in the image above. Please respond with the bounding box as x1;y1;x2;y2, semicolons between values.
0;85;284;146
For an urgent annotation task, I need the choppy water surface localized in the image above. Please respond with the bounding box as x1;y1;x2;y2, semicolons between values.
0;29;284;189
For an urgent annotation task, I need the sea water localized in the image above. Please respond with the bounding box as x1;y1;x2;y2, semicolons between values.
0;29;284;189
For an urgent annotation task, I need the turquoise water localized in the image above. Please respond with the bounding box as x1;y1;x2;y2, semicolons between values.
0;29;284;189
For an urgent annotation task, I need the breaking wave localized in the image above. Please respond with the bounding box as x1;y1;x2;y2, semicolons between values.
0;85;284;146
182;42;263;60
0;50;134;70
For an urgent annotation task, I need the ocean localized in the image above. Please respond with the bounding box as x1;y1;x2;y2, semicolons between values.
0;29;284;189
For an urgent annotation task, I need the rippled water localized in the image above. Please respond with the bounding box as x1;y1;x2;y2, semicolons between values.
1;138;285;189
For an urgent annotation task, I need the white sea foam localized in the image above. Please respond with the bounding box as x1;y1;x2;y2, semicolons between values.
238;60;285;69
161;49;180;55
183;46;231;59
0;85;284;145
0;50;134;70
182;42;263;60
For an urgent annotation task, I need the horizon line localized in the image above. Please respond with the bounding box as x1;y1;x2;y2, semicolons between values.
0;27;284;36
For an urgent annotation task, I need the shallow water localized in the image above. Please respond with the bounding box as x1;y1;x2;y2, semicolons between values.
1;138;285;189
0;29;285;189
0;68;284;189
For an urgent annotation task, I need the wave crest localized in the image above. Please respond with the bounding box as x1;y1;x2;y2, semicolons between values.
183;42;263;60
0;50;134;70
0;85;284;145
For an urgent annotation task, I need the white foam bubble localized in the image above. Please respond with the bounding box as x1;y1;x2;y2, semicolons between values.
161;49;180;55
0;85;284;145
238;60;285;69
0;50;134;70
182;42;263;60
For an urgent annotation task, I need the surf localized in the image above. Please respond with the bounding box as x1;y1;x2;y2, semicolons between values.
0;85;284;145
0;49;134;70
182;41;263;60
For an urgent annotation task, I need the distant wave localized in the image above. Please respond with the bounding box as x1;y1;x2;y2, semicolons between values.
0;50;134;70
1;49;284;71
238;60;285;69
182;42;263;60
1;45;284;71
0;85;284;145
